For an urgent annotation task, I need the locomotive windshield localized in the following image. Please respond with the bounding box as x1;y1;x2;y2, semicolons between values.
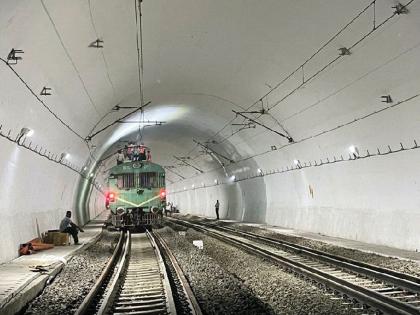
116;172;165;189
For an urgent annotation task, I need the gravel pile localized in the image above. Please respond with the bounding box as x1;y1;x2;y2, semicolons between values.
24;230;118;315
158;226;357;315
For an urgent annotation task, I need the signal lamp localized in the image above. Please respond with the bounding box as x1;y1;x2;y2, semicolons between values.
107;192;116;202
159;189;166;198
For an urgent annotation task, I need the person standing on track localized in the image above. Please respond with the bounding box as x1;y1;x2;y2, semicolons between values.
215;200;220;220
60;211;84;245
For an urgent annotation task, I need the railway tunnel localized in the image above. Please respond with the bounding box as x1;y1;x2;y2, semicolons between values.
1;0;420;314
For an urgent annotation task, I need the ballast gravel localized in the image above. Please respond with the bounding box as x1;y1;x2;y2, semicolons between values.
24;230;118;315
158;225;357;315
158;226;275;314
180;215;420;278
225;222;420;278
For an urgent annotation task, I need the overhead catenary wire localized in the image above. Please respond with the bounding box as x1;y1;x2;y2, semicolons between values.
173;90;420;184
134;0;147;144
266;0;414;113
0;57;85;141
201;1;379;144
86;101;151;140
200;0;415;149
40;0;100;117
216;38;420;148
134;0;145;109
88;0;118;102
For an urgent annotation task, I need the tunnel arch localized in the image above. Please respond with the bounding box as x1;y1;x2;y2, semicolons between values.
1;0;420;263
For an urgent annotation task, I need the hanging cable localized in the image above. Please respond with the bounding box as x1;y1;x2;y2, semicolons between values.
40;0;100;116
202;0;414;147
175;91;420;183
88;0;118;102
0;57;85;140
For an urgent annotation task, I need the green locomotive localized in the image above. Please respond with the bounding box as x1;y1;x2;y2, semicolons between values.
106;158;166;229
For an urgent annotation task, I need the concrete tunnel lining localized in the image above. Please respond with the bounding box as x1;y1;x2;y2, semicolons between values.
1;0;420;263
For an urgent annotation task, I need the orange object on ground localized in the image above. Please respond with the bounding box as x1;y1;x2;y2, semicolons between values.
19;243;34;256
29;238;55;251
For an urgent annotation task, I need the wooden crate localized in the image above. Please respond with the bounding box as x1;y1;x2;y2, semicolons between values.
44;231;69;246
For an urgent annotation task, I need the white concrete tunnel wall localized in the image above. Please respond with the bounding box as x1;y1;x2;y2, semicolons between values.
1;0;420;264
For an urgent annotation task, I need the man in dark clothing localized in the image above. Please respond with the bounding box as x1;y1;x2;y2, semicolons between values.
60;211;84;245
215;200;220;220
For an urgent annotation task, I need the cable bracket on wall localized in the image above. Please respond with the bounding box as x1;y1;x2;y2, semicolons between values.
7;48;24;65
40;86;52;96
89;38;104;48
381;95;393;103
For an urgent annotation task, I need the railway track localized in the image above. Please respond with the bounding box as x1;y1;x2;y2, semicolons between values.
77;229;201;315
168;217;420;315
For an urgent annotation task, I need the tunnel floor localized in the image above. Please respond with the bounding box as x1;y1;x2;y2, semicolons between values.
1;212;420;314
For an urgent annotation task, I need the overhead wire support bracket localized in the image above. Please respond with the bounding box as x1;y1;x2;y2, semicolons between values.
393;2;409;15
40;87;52;96
117;120;166;126
89;38;104;48
113;105;139;111
232;110;294;143
231;123;256;129
173;155;204;174
193;139;235;164
164;166;186;180
7;48;24;65
85;101;151;140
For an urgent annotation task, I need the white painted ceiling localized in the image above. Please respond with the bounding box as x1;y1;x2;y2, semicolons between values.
1;0;419;183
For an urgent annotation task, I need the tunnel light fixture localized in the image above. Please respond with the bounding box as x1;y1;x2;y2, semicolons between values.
214;179;218;184
349;145;359;159
257;168;262;174
183;187;186;190
192;184;195;189
16;127;34;144
60;152;70;161
294;159;302;169
26;129;34;137
229;175;236;182
89;173;94;178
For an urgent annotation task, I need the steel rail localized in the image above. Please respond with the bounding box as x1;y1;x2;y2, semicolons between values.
203;222;420;291
168;218;420;315
153;231;203;315
97;230;131;314
75;231;124;315
145;229;177;315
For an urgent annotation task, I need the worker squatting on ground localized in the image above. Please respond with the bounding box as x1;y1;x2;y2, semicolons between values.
60;211;84;245
215;200;220;220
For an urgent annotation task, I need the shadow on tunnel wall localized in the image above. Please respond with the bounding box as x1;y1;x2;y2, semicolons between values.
222;138;268;223
74;176;92;226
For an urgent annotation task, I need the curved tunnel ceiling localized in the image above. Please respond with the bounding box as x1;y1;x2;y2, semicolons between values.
4;0;416;172
1;0;420;240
